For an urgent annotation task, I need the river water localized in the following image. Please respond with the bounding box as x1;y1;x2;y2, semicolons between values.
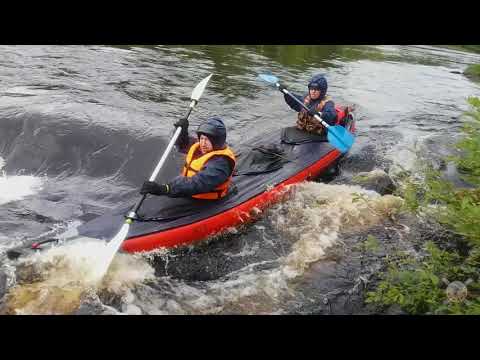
0;45;479;314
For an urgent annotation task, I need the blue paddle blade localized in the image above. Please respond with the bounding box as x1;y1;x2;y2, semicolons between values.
258;74;279;85
327;125;355;154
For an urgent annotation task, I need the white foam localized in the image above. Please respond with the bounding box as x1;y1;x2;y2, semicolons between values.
4;181;404;315
193;183;403;313
4;239;155;314
0;157;43;205
121;182;405;315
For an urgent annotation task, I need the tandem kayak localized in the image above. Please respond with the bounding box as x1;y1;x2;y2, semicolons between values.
7;108;356;258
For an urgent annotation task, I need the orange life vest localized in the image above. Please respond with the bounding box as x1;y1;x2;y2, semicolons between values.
182;142;236;200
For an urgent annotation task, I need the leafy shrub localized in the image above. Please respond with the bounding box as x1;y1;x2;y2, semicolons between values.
367;97;480;314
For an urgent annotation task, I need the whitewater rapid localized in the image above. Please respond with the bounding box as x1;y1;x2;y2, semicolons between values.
0;157;43;206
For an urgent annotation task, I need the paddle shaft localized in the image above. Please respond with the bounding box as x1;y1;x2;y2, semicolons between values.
127;100;197;219
276;84;331;130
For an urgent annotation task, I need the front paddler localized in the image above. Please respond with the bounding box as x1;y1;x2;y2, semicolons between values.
140;117;236;200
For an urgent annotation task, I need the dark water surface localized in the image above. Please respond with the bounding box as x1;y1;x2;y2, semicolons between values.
1;45;479;314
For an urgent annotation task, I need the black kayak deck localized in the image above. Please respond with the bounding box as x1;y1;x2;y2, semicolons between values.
77;127;336;241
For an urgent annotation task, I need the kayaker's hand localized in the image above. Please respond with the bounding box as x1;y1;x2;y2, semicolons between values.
140;181;170;196
174;118;189;131
277;84;286;93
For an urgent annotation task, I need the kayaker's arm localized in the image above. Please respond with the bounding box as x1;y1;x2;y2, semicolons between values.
283;91;337;126
174;118;197;154
176;132;197;154
283;92;305;112
166;156;233;197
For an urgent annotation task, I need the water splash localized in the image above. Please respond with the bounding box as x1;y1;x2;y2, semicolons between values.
3;182;404;315
94;223;130;281
191;183;404;314
122;182;404;315
0;157;43;206
3;239;155;315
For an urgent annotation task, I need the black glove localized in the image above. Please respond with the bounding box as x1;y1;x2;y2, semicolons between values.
140;181;170;196
174;117;189;130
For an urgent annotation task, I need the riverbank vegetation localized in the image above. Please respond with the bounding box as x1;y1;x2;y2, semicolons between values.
366;97;480;314
438;46;480;82
440;45;480;54
465;64;480;81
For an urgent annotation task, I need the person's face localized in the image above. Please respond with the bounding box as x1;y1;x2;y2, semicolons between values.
199;134;213;154
309;87;321;100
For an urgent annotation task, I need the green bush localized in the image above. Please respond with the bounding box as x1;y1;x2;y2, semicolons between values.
366;242;480;314
441;45;480;55
464;64;480;80
452;97;480;186
366;243;457;314
367;97;480;314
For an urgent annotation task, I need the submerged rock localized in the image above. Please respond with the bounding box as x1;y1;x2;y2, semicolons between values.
72;298;104;315
71;291;122;315
288;214;418;315
350;169;396;195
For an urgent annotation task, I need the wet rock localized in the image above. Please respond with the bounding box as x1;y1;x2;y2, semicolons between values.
350;169;396;195
100;305;123;315
423;135;462;171
286;214;420;315
71;291;122;315
340;145;381;173
385;304;408;315
73;299;104;315
15;262;46;284
296;259;364;315
124;304;142;315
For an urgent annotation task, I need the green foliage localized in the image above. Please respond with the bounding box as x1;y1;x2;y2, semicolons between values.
459;45;480;54
351;174;369;183
464;64;480;80
366;242;480;314
401;180;422;212
367;98;480;314
451;97;480;186
364;235;380;253
396;98;480;246
440;45;480;54
355;234;381;253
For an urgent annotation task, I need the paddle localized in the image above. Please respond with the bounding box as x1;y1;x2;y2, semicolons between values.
96;73;214;278
257;74;355;154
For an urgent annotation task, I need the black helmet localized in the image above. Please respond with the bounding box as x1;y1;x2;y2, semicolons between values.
197;117;227;150
308;74;328;99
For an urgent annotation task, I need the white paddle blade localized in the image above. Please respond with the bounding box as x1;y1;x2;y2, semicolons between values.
94;222;130;279
191;73;213;102
106;222;130;254
258;74;279;85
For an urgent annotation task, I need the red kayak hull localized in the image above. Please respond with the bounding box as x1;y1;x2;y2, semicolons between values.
122;149;340;253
